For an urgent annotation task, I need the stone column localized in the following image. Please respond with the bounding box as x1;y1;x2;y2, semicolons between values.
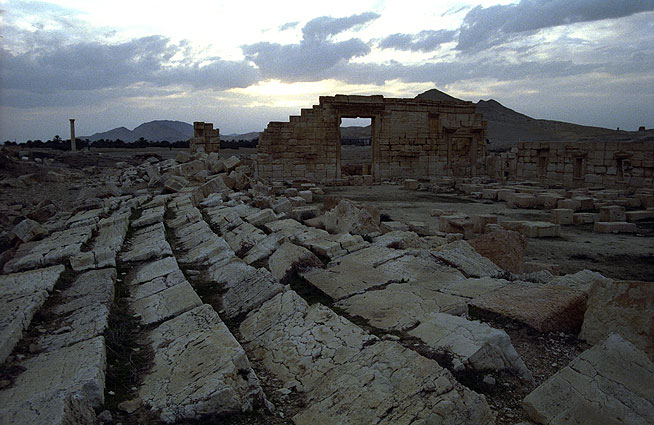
69;119;76;152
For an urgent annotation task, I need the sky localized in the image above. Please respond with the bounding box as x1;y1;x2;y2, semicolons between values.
1;0;653;141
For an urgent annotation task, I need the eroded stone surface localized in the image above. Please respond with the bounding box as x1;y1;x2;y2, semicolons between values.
409;312;532;381
131;280;202;325
523;334;654;425
293;341;495;425
140;305;264;423
240;291;377;392
432;240;503;278
580;280;654;361
268;242;322;282
119;223;172;263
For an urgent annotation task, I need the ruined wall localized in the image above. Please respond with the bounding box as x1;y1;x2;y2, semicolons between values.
488;141;654;188
256;95;487;183
190;122;220;154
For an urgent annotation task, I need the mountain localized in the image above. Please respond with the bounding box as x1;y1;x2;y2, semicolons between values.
82;120;193;142
221;132;261;142
415;89;645;150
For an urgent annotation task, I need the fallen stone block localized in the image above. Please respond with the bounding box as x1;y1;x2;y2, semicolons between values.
438;214;473;239
131;206;165;228
323;199;380;236
472;214;498;233
380;220;410;232
572;196;595;210
245;208;277;226
500;220;560;238
508;193;537;209
223;155;241;172
409;312;532;381
580;279;653;361
290;205;321;222
403;178;419;190
626;210;654;222
551;208;573;225
140;305;264;423
293;340;494;425
471;282;587;332
593;221;637;233
550;269;610;293
372;230;427;249
0;265;66;363
537;193;564;209
468;229;526;273
240;291;377;392
164;175;191;193
572;212;598;225
438;277;509;299
599;205;626;222
431;240;503;278
9;218;47;243
556;198;581;211
268;242;322;282
523;334;654;425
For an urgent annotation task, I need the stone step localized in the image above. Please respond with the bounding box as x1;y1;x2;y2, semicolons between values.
139;304;265;423
118;222;172;263
0;265;66;363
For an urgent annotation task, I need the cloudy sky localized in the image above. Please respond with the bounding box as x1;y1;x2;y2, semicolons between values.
1;0;653;141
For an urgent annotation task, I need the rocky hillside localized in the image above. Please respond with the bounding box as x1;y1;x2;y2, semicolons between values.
82;120;193;142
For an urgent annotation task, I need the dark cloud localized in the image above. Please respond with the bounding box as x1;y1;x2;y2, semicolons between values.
457;0;654;51
242;12;379;81
0;34;260;108
378;30;457;52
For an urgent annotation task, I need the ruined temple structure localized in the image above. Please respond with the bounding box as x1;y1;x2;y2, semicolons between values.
190;122;220;154
487;140;654;188
256;95;487;183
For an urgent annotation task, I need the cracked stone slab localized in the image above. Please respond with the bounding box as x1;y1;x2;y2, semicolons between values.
438;277;509;299
471;282;587;332
0;265;66;363
293;340;494;425
224;222;266;255
239;291;377;392
178;236;232;266
242;232;285;265
119;223;172;263
129;256;180;286
409;312;533;381
580;280;654;361
268;242;322;282
550;269;612;293
523;333;654;425
140;305;264;423
431;240;503;278
131;205;165;228
335;282;468;332
131;280;202;325
207;260;283;319
4;226;93;273
301;247;463;301
38;269;117;352
0;336;106;424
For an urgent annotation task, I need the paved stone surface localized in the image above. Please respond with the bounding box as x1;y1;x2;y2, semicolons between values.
140;305;264;423
335;282;468;331
471;282;587;332
131;280;202;325
240;291;377;392
0;265;66;363
4;226;93;273
580;280;654;361
409;312;533;381
431;240;503;278
0;336;106;424
293;340;495;425
523;334;654;425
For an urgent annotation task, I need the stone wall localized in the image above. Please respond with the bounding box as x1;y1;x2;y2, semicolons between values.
487;141;654;188
190;122;220;154
256;95;487;183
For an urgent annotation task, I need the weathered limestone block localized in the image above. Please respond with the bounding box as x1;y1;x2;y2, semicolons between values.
268;242;322;282
594;221;637;233
207;260;284;319
403;178;419;190
523;334;654;425
550;269;610;293
551;208;573;225
626;210;654;222
131;281;202;325
223;155;241;172
438;214;473;239
239;291;377;392
140;305;264;423
323;199;380;236
409;312;532;380
431;240;503;278
0;265;65;363
472;214;499;233
468;229;526;273
224;222;266;255
372;230;428;249
508;193;538;208
119;223;172;263
131;205;165;228
557;198;581;211
10;218;47;243
438;277;509;299
245;208;277;226
178;236;232;266
537;193;564;209
573;212;598;224
500;220;561;238
335;282;467;331
471;283;587;332
164;175;191;193
599;205;626;222
293;340;494;425
242;232;285;265
0;337;106;424
580;280;654;361
290;205;321;222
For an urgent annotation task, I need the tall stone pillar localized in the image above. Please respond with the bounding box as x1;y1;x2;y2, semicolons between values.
69;119;76;151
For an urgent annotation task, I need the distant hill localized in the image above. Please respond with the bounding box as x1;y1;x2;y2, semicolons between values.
221;132;261;142
82;120;193;142
415;89;646;150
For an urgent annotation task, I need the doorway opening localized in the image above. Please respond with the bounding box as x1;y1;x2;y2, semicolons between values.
340;117;372;176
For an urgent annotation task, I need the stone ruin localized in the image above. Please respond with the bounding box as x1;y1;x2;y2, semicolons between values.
256;95;488;182
189;121;220;154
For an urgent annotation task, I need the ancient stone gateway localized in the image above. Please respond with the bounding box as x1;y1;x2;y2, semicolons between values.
256;95;487;183
190;122;220;154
